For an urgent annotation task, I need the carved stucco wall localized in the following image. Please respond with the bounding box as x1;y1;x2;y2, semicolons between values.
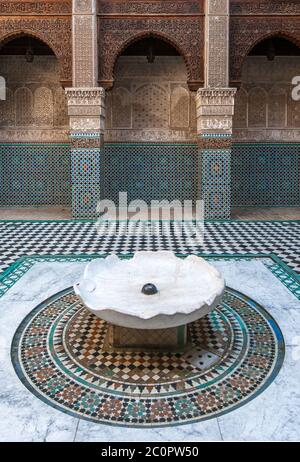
105;56;197;142
0;55;68;142
233;56;300;141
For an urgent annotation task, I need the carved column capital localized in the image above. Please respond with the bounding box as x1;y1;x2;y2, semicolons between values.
196;88;237;138
65;87;106;135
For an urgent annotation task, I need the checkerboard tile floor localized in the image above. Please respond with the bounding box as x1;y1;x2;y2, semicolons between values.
0;220;299;274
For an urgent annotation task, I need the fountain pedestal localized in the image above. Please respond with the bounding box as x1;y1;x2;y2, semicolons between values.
106;324;188;352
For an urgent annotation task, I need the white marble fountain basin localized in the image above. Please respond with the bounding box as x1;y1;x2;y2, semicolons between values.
74;251;225;330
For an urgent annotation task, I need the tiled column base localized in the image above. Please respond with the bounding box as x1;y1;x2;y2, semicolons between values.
71;135;102;219
199;135;232;219
106;324;188;352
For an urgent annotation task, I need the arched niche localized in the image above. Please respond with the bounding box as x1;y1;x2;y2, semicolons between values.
0;34;68;141
236;36;300;137
106;36;196;142
231;29;300;85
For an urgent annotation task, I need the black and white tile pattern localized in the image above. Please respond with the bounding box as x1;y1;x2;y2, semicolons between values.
0;220;299;274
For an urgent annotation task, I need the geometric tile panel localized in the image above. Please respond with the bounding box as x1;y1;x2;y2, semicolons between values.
71;149;101;185
71;146;101;219
232;143;300;207
0;143;71;207
201;149;231;219
102;143;199;204
71;184;101;219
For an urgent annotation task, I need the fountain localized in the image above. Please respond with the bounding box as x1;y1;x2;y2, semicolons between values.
74;251;225;351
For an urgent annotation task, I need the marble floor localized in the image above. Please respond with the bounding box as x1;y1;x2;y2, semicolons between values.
0;256;299;441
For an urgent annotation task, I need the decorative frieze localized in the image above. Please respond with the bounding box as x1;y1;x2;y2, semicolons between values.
198;136;232;150
0;1;71;15
66;88;105;105
70;136;101;148
98;0;202;15
230;1;300;15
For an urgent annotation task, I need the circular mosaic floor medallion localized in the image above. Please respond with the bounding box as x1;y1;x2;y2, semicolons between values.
12;287;285;427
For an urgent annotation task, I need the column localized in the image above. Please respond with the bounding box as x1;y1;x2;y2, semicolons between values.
66;0;105;219
197;0;236;219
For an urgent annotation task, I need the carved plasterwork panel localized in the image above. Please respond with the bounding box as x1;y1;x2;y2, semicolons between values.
206;15;229;87
73;14;96;87
34;87;54;126
248;88;267;128
288;98;300;128
268;86;287;128
133;84;169;129
98;17;204;89
171;86;189;129
15;87;33;126
112;87;131;128
0;88;14;126
54;87;69;127
233;88;248;128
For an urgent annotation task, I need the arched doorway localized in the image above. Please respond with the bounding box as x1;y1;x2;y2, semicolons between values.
232;36;300;207
102;36;198;205
0;35;70;208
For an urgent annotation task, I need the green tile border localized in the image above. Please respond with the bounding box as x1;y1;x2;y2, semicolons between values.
0;219;299;224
